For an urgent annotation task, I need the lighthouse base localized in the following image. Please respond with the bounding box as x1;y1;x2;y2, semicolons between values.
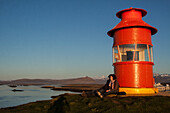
119;88;158;95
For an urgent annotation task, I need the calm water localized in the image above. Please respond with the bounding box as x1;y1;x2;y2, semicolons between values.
0;85;78;108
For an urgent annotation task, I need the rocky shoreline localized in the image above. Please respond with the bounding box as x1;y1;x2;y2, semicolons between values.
50;84;104;92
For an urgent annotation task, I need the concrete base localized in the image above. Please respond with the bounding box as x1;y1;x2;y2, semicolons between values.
119;88;158;95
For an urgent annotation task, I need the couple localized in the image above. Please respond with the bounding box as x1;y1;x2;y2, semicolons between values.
82;74;121;98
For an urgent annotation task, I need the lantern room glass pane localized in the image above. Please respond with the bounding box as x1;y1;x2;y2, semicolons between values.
137;44;153;62
149;45;153;62
113;44;153;63
119;44;136;62
113;47;120;62
137;44;149;61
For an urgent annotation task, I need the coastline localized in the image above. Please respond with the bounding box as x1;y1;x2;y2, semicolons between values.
1;83;170;111
0;85;75;108
0;93;170;113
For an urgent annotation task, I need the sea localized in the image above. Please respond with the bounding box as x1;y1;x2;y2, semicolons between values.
0;85;79;108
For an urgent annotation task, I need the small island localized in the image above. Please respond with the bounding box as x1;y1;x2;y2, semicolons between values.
8;85;17;88
12;89;24;92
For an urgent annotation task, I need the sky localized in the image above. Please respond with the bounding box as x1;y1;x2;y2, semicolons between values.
0;0;170;80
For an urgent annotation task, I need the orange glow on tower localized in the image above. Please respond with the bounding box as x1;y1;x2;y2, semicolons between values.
107;8;158;94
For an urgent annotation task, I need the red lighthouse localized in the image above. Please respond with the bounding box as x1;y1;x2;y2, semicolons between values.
107;8;158;94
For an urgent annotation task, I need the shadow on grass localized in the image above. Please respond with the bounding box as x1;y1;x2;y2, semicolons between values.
48;96;70;113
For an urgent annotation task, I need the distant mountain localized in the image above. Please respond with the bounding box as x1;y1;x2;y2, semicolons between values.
0;80;10;85
153;73;170;84
0;76;105;85
57;76;97;84
10;79;59;85
92;75;108;84
92;75;107;79
154;76;170;84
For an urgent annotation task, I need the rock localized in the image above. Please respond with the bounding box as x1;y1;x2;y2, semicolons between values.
12;89;24;92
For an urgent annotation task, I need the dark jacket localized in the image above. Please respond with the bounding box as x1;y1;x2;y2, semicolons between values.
102;79;119;92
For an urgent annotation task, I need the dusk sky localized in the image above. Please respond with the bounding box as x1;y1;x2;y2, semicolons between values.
0;0;170;80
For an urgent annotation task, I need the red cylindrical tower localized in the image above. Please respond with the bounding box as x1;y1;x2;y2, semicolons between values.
107;8;158;94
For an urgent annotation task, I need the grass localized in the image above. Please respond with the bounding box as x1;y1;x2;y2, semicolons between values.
0;94;170;113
